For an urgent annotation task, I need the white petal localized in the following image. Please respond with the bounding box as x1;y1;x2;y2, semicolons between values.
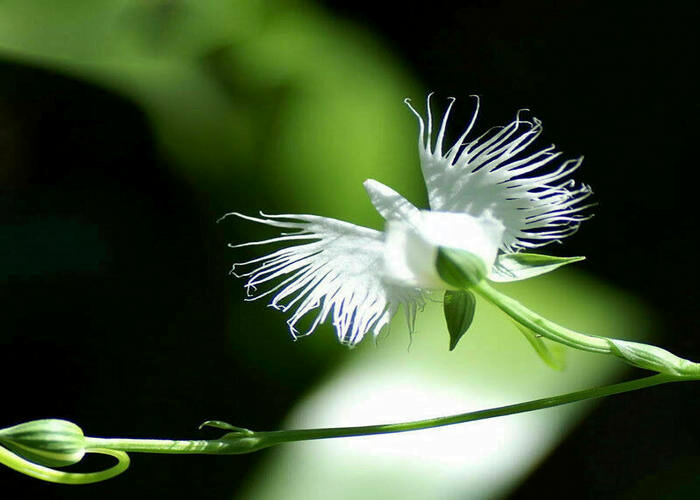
383;210;504;289
228;212;426;346
405;96;593;253
418;210;504;267
384;219;444;289
363;179;421;225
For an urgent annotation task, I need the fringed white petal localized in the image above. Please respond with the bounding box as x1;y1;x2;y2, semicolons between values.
405;95;593;253
227;212;426;347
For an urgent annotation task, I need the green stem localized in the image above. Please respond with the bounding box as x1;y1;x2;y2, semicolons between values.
473;281;700;377
247;373;676;446
474;281;610;352
3;373;689;485
84;437;228;454
86;373;677;453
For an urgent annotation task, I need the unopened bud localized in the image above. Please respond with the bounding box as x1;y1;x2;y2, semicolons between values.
0;419;86;468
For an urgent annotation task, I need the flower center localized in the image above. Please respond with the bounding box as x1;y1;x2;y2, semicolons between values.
383;210;505;289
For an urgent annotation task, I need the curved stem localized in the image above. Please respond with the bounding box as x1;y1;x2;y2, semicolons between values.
2;373;688;486
474;280;611;352
253;373;675;446
86;374;677;453
473;281;700;377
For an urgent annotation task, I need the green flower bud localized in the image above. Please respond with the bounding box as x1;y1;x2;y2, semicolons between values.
0;419;86;468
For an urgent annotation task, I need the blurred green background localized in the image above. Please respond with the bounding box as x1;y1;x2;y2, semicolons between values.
1;1;699;499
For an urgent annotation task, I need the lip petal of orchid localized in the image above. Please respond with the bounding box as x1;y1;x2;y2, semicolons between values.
405;96;592;253
227;212;426;346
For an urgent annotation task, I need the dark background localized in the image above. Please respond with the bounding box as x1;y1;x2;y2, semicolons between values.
1;1;699;498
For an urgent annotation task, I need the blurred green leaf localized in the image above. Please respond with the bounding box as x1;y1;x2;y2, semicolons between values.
0;0;419;223
511;321;566;371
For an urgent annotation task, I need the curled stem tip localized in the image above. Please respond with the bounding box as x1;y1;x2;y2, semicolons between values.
0;419;130;485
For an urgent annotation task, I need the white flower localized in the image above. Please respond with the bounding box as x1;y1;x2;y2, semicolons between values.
227;96;592;346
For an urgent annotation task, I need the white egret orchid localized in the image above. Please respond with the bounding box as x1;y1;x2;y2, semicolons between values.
227;96;592;347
